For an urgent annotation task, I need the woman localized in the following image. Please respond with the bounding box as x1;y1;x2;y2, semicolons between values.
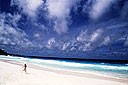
23;64;27;73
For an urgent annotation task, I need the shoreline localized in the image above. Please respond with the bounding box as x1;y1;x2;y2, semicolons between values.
0;59;128;84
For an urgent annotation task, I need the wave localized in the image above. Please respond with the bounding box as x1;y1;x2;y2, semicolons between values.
0;55;128;71
26;58;128;70
0;55;128;78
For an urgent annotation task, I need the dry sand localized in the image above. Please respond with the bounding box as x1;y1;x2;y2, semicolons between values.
0;59;128;85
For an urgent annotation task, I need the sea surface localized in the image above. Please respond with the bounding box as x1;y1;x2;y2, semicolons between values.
0;55;128;78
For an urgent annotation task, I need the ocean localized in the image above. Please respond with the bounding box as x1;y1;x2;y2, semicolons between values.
0;55;128;78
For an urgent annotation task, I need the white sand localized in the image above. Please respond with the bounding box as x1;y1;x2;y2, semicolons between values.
0;60;128;85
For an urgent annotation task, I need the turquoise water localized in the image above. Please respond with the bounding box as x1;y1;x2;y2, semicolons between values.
0;55;128;78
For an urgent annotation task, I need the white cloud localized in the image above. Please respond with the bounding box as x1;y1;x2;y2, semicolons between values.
3;13;21;27
77;28;103;43
46;0;74;18
54;19;68;34
12;14;21;27
78;42;92;51
102;36;110;45
48;38;55;45
90;0;115;20
34;33;40;38
62;42;70;50
0;37;9;45
76;29;102;51
77;30;90;42
0;13;32;46
90;29;103;42
124;37;128;46
70;47;76;51
47;37;56;48
76;28;109;51
107;23;128;29
46;0;78;34
11;0;43;17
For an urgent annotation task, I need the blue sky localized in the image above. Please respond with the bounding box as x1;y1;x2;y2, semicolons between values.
0;0;128;60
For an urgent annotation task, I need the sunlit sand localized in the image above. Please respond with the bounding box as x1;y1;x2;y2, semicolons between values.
0;60;127;85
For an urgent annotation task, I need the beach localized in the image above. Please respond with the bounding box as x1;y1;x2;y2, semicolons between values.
0;59;128;85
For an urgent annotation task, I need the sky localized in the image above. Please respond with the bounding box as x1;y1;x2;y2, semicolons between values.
0;0;128;60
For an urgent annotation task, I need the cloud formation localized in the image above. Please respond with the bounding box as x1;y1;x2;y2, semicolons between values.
0;0;128;58
47;37;56;48
62;42;70;50
90;29;103;42
102;36;110;45
11;0;43;17
89;0;115;20
46;0;78;34
124;37;128;46
77;30;90;42
0;13;32;47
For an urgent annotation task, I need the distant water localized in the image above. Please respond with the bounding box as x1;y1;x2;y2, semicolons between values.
0;55;128;78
